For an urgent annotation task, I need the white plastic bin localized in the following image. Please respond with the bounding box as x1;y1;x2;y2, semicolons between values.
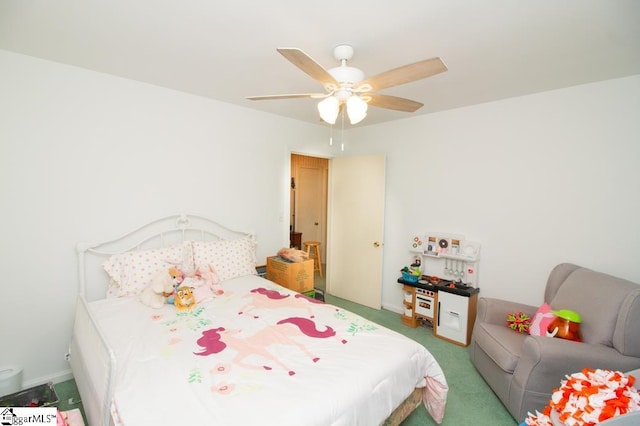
0;365;23;397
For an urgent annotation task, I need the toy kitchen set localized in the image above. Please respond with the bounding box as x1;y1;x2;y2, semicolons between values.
398;232;481;347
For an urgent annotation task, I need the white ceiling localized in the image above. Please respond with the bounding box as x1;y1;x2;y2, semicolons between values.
1;1;639;127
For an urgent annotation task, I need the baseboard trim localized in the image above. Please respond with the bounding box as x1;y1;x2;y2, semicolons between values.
382;302;403;314
22;368;73;390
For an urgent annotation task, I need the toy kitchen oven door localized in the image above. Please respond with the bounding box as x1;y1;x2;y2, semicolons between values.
409;232;481;287
415;287;436;321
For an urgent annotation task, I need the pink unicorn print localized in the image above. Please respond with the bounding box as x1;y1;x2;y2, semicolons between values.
237;287;323;318
194;316;343;376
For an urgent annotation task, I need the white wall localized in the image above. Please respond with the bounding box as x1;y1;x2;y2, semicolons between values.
0;50;332;386
345;75;640;313
2;48;639;386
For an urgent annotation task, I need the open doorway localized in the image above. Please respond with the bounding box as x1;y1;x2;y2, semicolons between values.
290;154;328;287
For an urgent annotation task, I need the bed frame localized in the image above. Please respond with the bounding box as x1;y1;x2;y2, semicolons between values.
71;214;252;426
71;213;425;426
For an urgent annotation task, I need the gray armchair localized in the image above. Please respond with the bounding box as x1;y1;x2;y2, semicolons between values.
469;263;640;423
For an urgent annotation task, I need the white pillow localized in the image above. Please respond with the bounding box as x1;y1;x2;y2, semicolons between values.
192;236;257;282
103;242;194;297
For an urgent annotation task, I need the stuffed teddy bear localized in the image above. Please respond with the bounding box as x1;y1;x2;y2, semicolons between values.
164;267;185;304
139;266;184;309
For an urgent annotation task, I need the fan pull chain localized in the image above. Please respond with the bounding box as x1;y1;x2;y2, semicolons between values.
329;124;333;146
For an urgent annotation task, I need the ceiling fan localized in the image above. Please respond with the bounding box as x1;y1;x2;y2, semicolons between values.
246;44;448;125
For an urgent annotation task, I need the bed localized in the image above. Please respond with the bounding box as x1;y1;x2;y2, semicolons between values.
69;214;448;426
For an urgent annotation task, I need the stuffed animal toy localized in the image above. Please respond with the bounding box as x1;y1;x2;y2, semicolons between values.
196;264;223;295
139;267;184;309
183;264;223;303
547;309;582;342
174;286;196;312
165;267;185;304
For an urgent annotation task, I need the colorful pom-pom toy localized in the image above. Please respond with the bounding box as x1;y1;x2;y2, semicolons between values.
525;368;640;425
506;311;531;334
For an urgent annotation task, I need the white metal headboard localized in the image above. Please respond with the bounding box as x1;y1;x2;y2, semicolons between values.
77;213;254;302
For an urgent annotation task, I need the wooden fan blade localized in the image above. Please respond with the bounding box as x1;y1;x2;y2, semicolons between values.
357;57;447;92
246;93;326;101
366;94;423;112
277;48;339;87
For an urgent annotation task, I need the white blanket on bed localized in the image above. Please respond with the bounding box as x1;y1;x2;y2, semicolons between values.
86;275;447;425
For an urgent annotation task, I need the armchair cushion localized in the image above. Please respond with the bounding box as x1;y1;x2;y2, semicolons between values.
550;268;639;348
613;288;640;357
514;336;640;395
474;322;525;373
476;297;537;326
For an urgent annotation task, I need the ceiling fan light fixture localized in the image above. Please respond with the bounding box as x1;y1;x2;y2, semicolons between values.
250;45;447;128
317;96;339;124
346;95;368;124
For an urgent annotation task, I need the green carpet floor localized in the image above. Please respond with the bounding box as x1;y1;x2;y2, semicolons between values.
52;379;86;422
54;292;517;425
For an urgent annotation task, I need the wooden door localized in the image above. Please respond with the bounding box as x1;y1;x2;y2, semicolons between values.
298;167;323;244
327;154;385;309
291;154;328;260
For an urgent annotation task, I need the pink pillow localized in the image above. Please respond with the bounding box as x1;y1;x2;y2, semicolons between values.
529;302;555;336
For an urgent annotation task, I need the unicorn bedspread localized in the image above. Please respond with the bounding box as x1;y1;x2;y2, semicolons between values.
88;275;448;425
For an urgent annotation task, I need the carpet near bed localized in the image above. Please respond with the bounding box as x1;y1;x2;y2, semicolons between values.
57;292;515;426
